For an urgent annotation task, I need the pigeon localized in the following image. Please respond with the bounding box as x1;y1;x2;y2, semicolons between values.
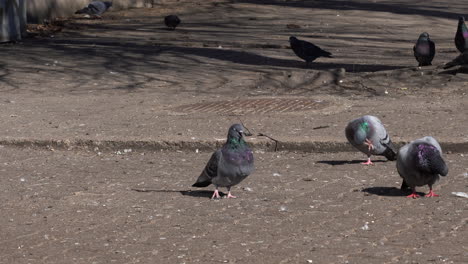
413;32;435;66
455;16;468;53
345;115;397;165
75;1;112;17
443;50;468;69
289;36;333;67
164;15;181;30
192;124;254;199
396;136;448;198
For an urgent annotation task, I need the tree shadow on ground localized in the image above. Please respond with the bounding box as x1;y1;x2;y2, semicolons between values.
362;186;421;197
239;0;462;20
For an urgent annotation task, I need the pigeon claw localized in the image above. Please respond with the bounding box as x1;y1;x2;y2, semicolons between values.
407;192;420;199
364;138;375;151
361;158;374;165
425;190;439;197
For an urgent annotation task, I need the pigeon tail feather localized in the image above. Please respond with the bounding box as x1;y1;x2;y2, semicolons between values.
382;140;398;161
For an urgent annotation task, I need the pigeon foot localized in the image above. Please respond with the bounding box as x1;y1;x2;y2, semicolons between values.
425;190;439;197
361;158;373;165
407;192;420;199
226;192;237;199
364;138;375;151
211;189;221;200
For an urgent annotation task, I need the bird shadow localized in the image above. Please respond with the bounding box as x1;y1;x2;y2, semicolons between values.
130;188;223;199
317;160;388;166
361;187;422;197
180;190;224;198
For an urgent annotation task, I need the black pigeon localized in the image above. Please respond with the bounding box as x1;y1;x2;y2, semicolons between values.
413;32;435;66
289;36;333;67
164;15;181;30
455;16;468;53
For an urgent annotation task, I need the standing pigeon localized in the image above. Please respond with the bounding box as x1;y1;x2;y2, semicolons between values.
345;115;397;165
397;136;448;198
413;32;435;66
192;124;254;199
164;15;181;30
289;36;333;67
455;16;468;53
75;1;112;18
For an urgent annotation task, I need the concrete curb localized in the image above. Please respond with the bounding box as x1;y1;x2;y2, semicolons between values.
0;139;467;153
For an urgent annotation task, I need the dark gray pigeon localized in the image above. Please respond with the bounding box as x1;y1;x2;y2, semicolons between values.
192;124;254;199
345;115;397;165
289;36;333;67
397;136;448;198
164;15;181;30
413;32;435;66
75;1;112;17
455;16;468;53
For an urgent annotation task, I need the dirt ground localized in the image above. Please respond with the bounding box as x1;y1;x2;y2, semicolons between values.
1;0;467;263
0;148;467;263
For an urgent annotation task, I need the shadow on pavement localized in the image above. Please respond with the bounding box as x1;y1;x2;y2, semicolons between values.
317;159;388;165
361;186;420;197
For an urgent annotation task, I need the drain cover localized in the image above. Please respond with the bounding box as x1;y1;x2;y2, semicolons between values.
172;98;328;114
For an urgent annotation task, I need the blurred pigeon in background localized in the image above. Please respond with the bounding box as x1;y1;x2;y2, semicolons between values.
345;115;397;165
75;1;113;18
192;124;254;199
289;36;333;67
413;32;435;66
164;15;181;30
455;16;468;53
397;136;448;198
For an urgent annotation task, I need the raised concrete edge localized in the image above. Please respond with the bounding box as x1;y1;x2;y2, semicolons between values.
0;139;466;153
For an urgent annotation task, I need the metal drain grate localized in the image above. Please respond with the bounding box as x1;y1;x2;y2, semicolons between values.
171;98;328;114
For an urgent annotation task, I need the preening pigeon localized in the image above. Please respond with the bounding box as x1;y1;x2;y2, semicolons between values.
164;15;181;30
413;32;435;66
455;16;468;53
289;36;333;67
192;124;254;199
75;1;112;17
396;136;448;198
345;115;397;165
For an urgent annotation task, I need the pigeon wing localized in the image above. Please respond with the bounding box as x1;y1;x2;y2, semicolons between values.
192;150;221;187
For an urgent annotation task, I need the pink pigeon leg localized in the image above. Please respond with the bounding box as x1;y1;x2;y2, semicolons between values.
361;157;374;165
226;187;237;199
211;188;221;199
425;186;439;197
407;187;420;198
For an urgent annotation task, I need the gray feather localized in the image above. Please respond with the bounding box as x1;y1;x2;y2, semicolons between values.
192;150;220;187
396;136;448;189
